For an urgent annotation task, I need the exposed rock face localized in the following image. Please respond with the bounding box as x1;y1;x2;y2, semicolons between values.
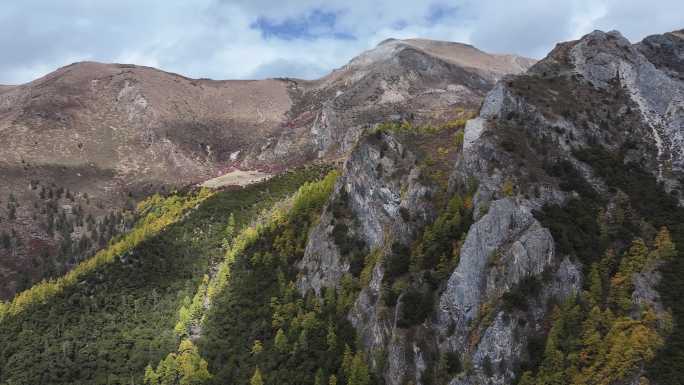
568;31;684;177
436;200;581;385
296;28;683;385
296;124;583;385
296;106;583;385
436;29;683;385
298;130;436;295
298;127;449;385
438;199;554;339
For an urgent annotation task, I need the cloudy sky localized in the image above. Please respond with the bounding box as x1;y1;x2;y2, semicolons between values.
1;0;682;84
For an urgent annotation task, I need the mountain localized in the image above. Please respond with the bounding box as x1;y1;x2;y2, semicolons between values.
246;38;534;165
2;28;684;385
294;28;684;385
0;40;533;299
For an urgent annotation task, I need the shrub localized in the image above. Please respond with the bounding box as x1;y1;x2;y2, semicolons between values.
417;194;472;270
383;242;411;283
501;276;540;312
445;352;462;374
502;179;515;197
482;355;494;377
536;199;602;266
397;289;433;328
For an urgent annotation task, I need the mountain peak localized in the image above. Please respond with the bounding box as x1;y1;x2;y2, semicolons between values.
343;37;535;80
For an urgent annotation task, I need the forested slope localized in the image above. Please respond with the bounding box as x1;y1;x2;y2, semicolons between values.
0;166;329;385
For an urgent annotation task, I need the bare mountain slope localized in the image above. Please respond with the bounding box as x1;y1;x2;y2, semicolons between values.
0;40;534;298
248;38;534;165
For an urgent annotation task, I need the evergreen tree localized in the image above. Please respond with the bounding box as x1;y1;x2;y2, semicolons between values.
176;339;211;385
608;241;648;313
621;239;649;276
144;364;159;385
587;263;603;306
341;344;354;376
579;306;604;368
250;368;264;385
251;339;263;355
482;355;493;377
536;304;575;385
314;368;325;385
297;329;308;351
275;328;288;352
518;371;534;385
652;226;675;261
145;339;211;385
175;304;191;337
347;353;370;385
222;213;236;249
326;322;337;351
226;213;235;237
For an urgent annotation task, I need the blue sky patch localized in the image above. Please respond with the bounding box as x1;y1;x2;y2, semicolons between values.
392;19;409;30
426;3;459;23
251;9;356;41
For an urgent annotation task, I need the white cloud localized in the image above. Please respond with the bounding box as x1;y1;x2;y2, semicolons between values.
0;0;681;84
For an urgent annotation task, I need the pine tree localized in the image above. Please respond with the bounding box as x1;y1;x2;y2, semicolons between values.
143;364;159;385
275;328;288;352
326;323;337;351
328;374;338;385
251;368;264;385
482;355;494;377
609;272;632;313
222;213;236;249
653;226;675;261
579;306;604;368
620;239;648;276
174;305;191;337
599;248;617;283
435;352;449;383
436;253;452;280
588;263;603;306
251;339;263;355
177;339;212;385
347;352;370;385
314;368;325;385
341;344;354;376
157;354;180;385
536;306;569;385
518;371;534;385
298;329;308;351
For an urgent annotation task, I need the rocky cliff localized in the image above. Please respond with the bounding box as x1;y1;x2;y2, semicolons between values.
296;28;684;385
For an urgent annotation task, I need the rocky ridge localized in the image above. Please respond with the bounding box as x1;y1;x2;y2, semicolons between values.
295;28;684;385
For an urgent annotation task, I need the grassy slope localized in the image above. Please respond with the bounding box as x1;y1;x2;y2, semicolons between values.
0;166;329;385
